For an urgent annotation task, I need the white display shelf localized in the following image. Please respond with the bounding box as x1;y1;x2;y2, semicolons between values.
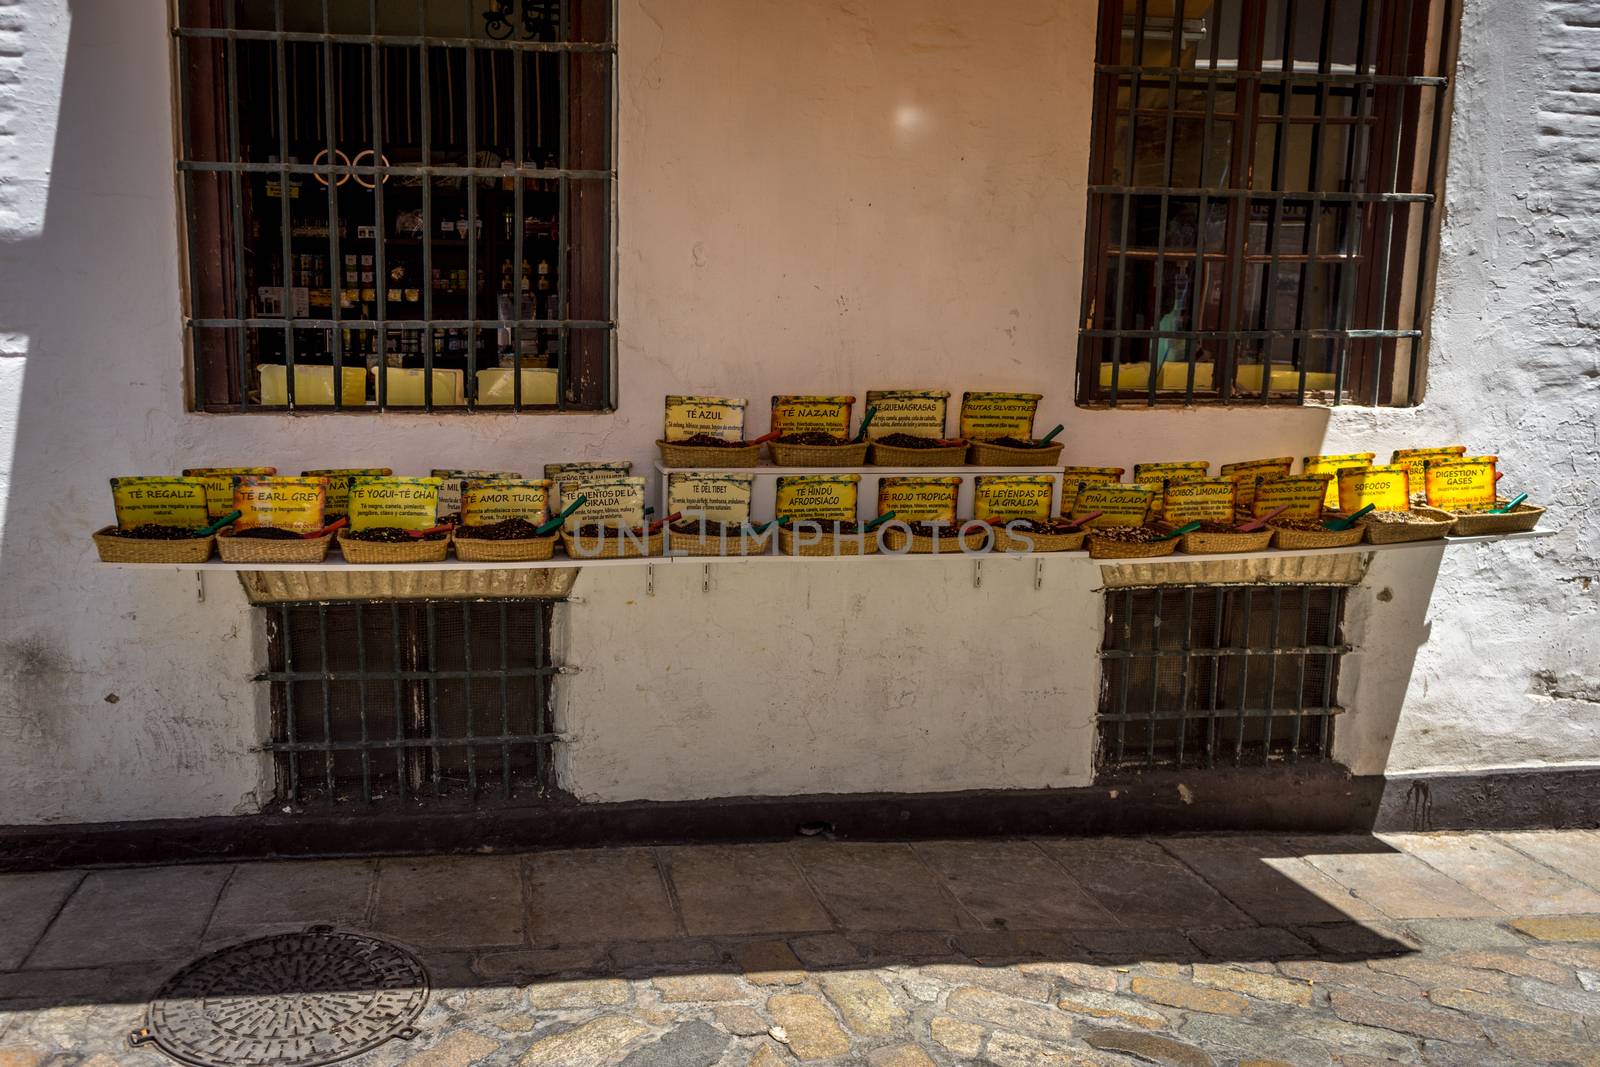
98;529;1550;572
653;462;1064;476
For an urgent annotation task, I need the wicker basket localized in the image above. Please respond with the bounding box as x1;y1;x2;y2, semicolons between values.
93;526;214;564
777;526;880;557
1269;521;1367;550
337;530;451;563
1087;531;1180;560
768;441;870;467
1447;502;1545;536
1179;528;1274;555
667;527;774;556
1363;506;1455;545
966;441;1066;467
881;525;993;554
217;529;335;563
560;527;664;560
993;525;1087;553
452;533;558;562
656;440;762;468
869;442;967;467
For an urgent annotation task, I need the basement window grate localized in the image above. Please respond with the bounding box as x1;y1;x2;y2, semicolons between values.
1097;583;1346;772
260;599;559;806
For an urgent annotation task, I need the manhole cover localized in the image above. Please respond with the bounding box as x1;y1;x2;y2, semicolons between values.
130;927;428;1067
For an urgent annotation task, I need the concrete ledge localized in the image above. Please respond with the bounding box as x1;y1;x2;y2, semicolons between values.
1;764;1596;871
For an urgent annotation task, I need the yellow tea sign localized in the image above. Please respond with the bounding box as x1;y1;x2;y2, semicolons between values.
433;469;521;519
877;476;961;522
461;480;553;525
234;476;328;533
1134;461;1209;519
182;466;278;518
770;396;854;437
303;468;392;516
664;395;747;442
1220;457;1293;508
1163;479;1237;524
1060;467;1124;512
863;390;949;440
973;475;1054;521
1071;484;1154;528
959;392;1041;441
667;473;755;524
349;477;443;531
544;461;631;482
1254;475;1331;521
1304;453;1375;509
556;476;646;533
1424;459;1498;512
1392;446;1466;485
110;476;209;531
776;474;859;521
1338;465;1411;513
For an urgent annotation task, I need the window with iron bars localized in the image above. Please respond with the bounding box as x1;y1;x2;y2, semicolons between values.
261;599;561;805
1077;0;1456;406
175;0;615;412
1097;584;1347;772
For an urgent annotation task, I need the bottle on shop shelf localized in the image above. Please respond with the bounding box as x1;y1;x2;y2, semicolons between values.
537;259;551;292
455;211;468;239
440;212;454;239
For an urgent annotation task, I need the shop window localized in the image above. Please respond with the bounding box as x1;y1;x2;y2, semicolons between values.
262;600;559;805
1078;0;1456;406
1097;584;1346;772
175;1;614;412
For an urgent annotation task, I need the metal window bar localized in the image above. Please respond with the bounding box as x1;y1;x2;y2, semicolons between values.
262;598;561;806
175;0;616;414
1097;583;1347;772
1077;0;1453;407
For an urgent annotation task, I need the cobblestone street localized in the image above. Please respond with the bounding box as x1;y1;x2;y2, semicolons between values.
2;830;1600;1066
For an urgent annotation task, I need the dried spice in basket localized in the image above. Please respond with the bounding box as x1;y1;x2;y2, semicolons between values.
454;517;552;541
229;527;304;540
1364;511;1441;526
790;520;865;534
1001;517;1083;535
1091;525;1170;544
777;431;850;445
669;519;747;536
990;436;1058;449
876;433;952;449
674;433;752;448
346;526;449;543
574;522;650;536
107;524;202;540
902;521;979;537
1271;516;1334;531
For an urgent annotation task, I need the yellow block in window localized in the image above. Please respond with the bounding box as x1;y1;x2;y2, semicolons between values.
372;367;465;406
258;365;368;407
1234;364;1337;394
476;367;559;406
1096;362;1216;392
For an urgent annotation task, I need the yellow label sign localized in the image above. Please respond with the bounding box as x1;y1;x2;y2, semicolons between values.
667;473;755;524
1424;459;1498;512
776;474;860;521
877;476;962;522
1163;479;1237;524
1060;467;1125;512
1219;457;1293;508
432;469;522;519
544;461;631;482
182;466;278;518
234;476;328;533
349;477;444;531
770;395;854;437
664;395;747;442
110;476;210;531
1071;484;1155;528
958;392;1042;441
1133;462;1209;519
1392;446;1467;486
1253;475;1332;521
863;390;949;440
556;476;646;533
303;468;392;516
1304;453;1375;509
973;475;1054;521
1338;465;1411;513
461;480;552;525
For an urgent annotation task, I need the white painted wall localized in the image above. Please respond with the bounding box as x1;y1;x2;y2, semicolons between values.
0;0;1594;822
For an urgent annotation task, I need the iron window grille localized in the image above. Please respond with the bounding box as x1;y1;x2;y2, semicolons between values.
1097;584;1347;772
175;0;615;412
1077;0;1456;406
261;599;561;805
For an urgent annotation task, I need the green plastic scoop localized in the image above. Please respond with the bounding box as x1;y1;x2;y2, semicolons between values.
863;510;897;531
1490;492;1528;514
535;495;587;536
1039;424;1064;445
193;510;241;537
1323;503;1375;530
1160;521;1203;540
853;407;879;443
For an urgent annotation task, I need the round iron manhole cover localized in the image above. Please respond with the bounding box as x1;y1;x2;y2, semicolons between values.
130;927;428;1067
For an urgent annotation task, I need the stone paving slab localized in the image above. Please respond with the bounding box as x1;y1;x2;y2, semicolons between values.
0;831;1598;1067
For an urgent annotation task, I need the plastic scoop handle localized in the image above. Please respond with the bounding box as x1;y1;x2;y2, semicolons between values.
853;407;878;443
1235;505;1289;533
748;431;781;446
534;495;587;536
1039;424;1064;445
647;511;683;534
1064;510;1105;530
1161;521;1203;540
1323;503;1375;530
863;510;897;531
751;516;793;534
193;510;242;537
301;517;348;539
1491;492;1528;514
406;522;456;539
